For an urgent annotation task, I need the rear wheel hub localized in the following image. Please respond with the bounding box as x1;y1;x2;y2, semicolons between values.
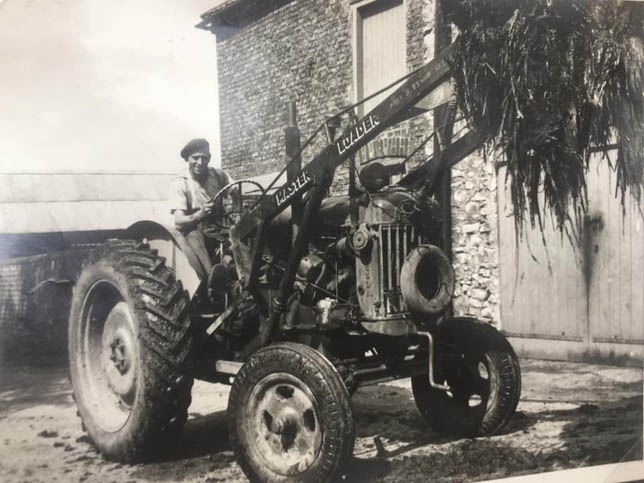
101;301;137;404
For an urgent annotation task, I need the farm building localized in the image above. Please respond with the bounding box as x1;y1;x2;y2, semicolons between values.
0;0;219;362
0;0;641;365
199;0;644;364
0;173;176;360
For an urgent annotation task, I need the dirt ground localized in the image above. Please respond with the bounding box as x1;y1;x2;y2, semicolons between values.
0;358;641;483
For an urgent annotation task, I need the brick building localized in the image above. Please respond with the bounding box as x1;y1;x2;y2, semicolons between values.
201;0;643;363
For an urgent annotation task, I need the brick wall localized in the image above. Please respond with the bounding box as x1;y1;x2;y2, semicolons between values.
0;250;88;362
216;0;353;181
215;0;438;188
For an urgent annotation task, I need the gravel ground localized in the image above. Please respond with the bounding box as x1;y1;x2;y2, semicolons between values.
0;358;641;482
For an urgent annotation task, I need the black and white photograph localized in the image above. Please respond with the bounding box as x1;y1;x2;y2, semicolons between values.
0;0;642;482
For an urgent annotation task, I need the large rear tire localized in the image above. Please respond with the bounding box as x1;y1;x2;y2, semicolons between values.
227;343;355;483
68;240;193;462
412;318;521;437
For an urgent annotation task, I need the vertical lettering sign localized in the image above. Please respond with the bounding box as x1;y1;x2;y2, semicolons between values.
275;171;313;207
335;115;381;156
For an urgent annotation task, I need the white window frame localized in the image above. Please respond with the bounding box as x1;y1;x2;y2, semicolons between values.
351;0;408;116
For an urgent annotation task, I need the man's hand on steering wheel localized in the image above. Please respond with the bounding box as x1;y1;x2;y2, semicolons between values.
208;180;266;230
200;198;217;219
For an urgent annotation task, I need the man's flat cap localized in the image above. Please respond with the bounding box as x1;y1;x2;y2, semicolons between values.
181;138;211;160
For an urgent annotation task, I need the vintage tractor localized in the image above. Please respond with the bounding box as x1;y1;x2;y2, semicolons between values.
68;46;521;482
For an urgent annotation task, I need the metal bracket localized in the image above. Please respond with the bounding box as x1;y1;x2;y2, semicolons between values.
418;331;451;391
215;360;242;375
205;303;236;336
324;116;342;144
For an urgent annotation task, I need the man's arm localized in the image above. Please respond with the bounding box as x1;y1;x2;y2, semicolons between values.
173;199;216;232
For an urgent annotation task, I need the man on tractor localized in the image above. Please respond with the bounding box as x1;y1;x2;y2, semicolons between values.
169;138;235;279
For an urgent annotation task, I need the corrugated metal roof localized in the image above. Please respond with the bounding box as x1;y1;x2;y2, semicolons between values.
0;173;175;234
0;173;174;203
0;171;284;234
0;200;175;234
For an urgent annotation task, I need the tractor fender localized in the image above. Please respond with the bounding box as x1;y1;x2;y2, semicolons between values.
126;220;203;298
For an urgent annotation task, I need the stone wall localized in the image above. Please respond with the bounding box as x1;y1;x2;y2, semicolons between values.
450;154;501;325
415;0;501;325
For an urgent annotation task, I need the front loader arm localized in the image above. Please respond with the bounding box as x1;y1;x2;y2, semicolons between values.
397;130;480;190
232;43;455;244
229;42;487;322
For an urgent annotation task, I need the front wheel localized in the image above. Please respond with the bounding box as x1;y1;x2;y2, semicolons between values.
227;343;355;482
412;318;521;437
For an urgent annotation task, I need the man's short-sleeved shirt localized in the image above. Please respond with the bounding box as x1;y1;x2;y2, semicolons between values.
170;166;233;215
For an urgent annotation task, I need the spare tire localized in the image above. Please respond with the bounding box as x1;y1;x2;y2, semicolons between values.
68;240;193;462
400;244;454;315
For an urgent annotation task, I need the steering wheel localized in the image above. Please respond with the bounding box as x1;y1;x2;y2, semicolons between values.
208;179;266;230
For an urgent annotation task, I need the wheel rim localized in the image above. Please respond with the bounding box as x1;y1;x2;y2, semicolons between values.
78;280;138;432
438;351;497;417
244;373;323;477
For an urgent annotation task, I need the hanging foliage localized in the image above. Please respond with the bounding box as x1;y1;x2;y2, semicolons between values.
445;0;644;236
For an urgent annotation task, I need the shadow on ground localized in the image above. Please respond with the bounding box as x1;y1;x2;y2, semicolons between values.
0;358;641;483
342;395;642;482
0;365;72;414
342;365;643;483
124;411;236;481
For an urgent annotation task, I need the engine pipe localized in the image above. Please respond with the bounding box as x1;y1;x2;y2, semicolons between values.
265;182;327;343
418;331;451;391
261;254;349;303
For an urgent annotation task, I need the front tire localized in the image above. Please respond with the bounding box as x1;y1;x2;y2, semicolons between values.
227;343;355;482
412;318;521;437
68;240;193;462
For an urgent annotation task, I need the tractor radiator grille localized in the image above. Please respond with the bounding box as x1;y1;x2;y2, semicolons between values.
377;223;421;315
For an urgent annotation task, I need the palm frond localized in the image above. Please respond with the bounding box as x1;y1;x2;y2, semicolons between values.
446;0;644;236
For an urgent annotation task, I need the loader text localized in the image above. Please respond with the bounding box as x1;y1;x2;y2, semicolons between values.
336;115;381;156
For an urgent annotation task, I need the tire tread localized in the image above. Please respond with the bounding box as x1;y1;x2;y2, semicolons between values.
412;317;521;437
69;240;194;462
227;342;354;483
